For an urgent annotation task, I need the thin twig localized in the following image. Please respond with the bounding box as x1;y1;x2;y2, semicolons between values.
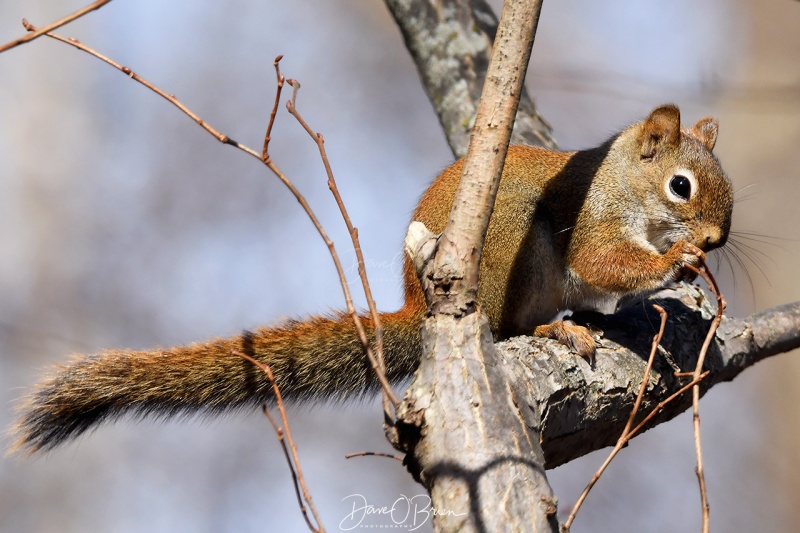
562;373;712;533
563;257;726;532
622;304;667;436
685;262;727;533
20;22;408;533
0;0;112;54
259;404;314;531
24;23;247;151
563;304;668;530
287;97;399;411
234;350;325;533
262;55;285;162
344;451;404;462
628;371;710;438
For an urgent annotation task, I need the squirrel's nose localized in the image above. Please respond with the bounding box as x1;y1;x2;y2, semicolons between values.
703;227;724;250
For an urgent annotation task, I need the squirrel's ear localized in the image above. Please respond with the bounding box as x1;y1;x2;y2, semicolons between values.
640;104;681;159
692;117;718;151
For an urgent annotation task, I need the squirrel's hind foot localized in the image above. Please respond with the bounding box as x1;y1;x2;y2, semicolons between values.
534;320;598;364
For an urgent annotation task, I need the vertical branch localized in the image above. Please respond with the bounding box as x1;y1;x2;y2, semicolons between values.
686;263;726;533
422;0;543;316
262;55;285;161
693;385;710;533
399;1;556;531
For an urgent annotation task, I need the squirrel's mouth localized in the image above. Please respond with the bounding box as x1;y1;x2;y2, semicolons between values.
646;220;682;255
648;234;679;256
648;220;727;256
647;222;712;256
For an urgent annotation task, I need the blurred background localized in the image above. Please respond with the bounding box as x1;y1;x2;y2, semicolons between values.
1;0;798;531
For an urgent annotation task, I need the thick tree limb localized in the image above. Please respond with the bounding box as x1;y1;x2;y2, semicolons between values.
399;312;558;531
501;283;800;469
384;0;557;157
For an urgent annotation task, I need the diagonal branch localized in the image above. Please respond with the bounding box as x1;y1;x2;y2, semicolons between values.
384;0;556;157
0;0;112;54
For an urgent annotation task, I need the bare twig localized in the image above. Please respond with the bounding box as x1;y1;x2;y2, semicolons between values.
286;78;301;105
0;0;112;54
287;96;399;412
563;265;725;532
623;305;668;435
260;404;317;532
262;55;285;161
23;23;247;151
21;23;402;531
234;350;325;533
628;371;710;438
344;451;403;462
685;263;726;533
562;305;669;531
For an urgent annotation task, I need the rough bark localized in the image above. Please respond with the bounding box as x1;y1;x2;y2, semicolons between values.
500;283;800;469
397;313;558;531
384;0;557;158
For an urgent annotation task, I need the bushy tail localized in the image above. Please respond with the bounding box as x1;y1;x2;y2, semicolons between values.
9;309;421;455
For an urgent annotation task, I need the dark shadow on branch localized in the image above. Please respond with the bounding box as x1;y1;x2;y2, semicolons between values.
497;284;799;469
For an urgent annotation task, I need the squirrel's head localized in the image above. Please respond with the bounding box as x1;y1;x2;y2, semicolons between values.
625;104;733;255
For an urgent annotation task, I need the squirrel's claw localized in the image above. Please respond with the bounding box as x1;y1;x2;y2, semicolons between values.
669;240;707;281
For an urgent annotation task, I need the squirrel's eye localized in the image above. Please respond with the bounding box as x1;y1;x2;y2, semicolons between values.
669;175;692;200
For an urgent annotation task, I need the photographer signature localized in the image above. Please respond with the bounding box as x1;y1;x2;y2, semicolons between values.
339;493;466;531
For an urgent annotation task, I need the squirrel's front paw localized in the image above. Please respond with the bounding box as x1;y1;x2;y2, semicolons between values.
534;320;597;363
667;240;706;281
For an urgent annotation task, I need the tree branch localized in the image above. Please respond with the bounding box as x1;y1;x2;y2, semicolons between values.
0;0;112;54
502;283;800;469
384;0;557;158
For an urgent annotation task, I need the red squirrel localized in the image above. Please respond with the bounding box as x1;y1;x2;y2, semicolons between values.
10;104;732;454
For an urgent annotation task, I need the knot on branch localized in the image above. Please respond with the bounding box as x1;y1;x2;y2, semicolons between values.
405;221;477;317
